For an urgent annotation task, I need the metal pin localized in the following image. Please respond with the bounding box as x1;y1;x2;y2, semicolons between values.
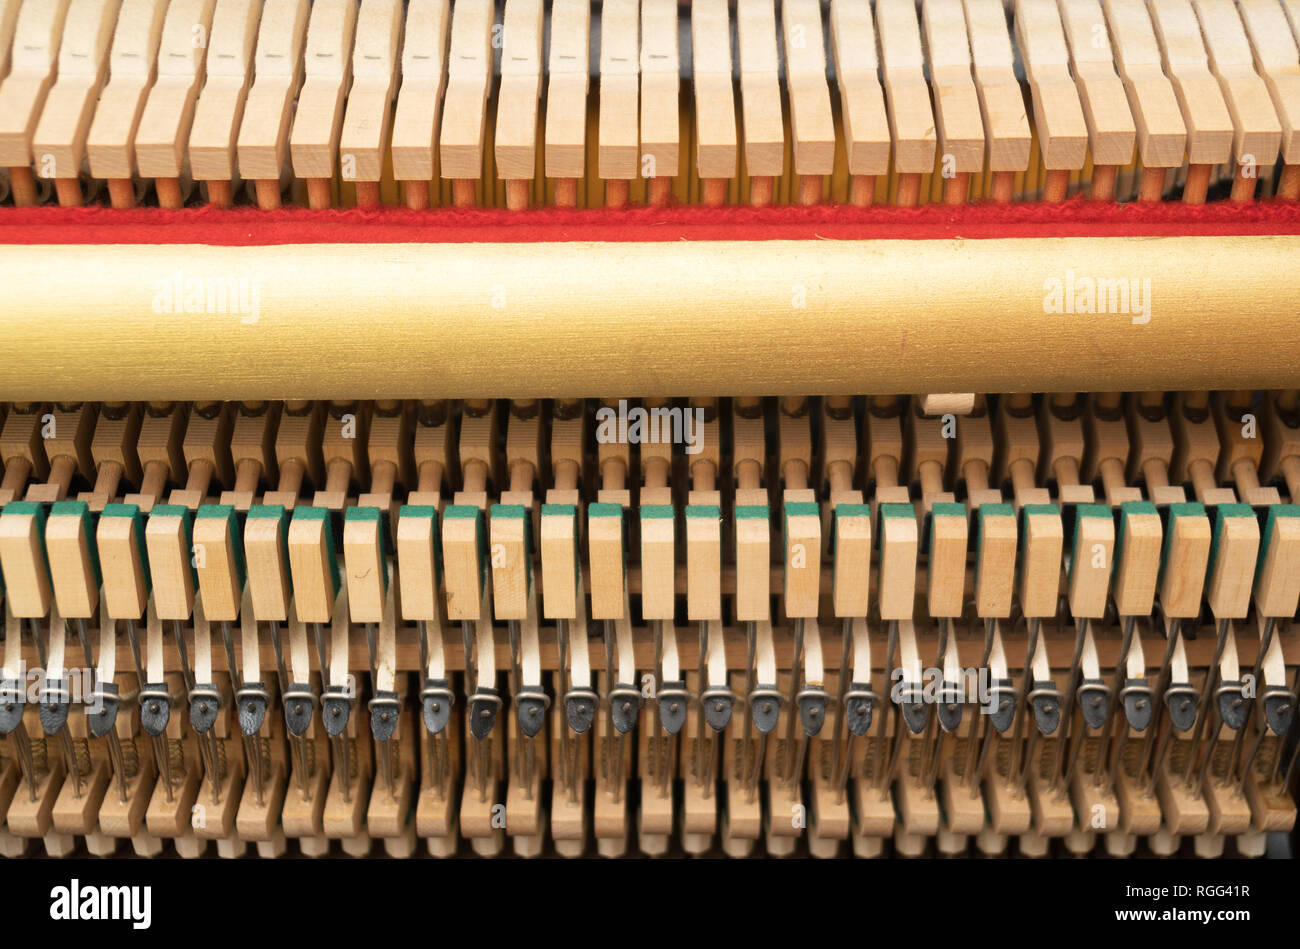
153;731;174;803
1009;617;1042;790
1140;618;1184;792
1228;617;1275;783
695;621;708;789
462;620;493;802
1236;715;1270;791
269;621;310;795
1050;617;1089;787
27;617;47;668
962;618;997;793
365;623;378;687
557;618;573;797
106;728;129;803
269;621;289;694
783;618;805;784
415;619;436;790
13;726;39;802
124;618;146;683
1181;619;1230;789
1084;615;1136;791
1271;668;1300;785
875;620;898;799
314;623;351;803
35;619;81;797
743;621;758;788
652;620;667;794
363;622;397;799
831;618;850;796
74;617;100;797
604;621;616;792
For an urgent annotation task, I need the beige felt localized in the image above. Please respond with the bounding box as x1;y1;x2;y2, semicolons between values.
490;508;530;621
691;0;738;180
188;0;261;181
287;513;335;624
1113;508;1162;618
97;513;148;621
1020;508;1063;619
1014;0;1089;169
782;0;836;176
1056;0;1137;165
439;0;492;180
338;0;404;183
244;512;290;623
1148;0;1235;163
878;509;918;621
975;506;1017;618
134;0;219;178
928;509;968;619
738;0;785;177
543;0;590;180
0;0;21;80
1191;0;1282;166
1102;0;1187;167
963;0;1033;172
0;508;51;618
1205;512;1259;620
1237;0;1300;162
640;0;679;179
1255;513;1300;618
494;0;545;181
832;508;871;619
1159;510;1211;618
1068;514;1114;620
288;0;358;179
829;0;890;176
235;0;311;181
598;0;639;181
875;0;937;173
0;0;72;167
46;507;98;622
391;0;451;181
193;514;242;623
784;495;821;619
641;506;676;622
343;512;385;625
686;504;722;622
30;0;121;181
144;509;195;622
922;0;986;174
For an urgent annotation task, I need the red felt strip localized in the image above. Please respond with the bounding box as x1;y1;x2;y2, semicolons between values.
0;197;1298;246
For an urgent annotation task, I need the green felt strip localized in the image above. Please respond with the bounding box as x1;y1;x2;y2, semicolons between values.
398;505;440;588
51;500;101;588
2;501;50;582
198;504;246;590
291;506;339;598
1208;503;1257;583
102;503;151;594
150;504;197;587
444;504;487;592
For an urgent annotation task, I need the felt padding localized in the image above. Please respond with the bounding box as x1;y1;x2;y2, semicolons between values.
1;197;1298;247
